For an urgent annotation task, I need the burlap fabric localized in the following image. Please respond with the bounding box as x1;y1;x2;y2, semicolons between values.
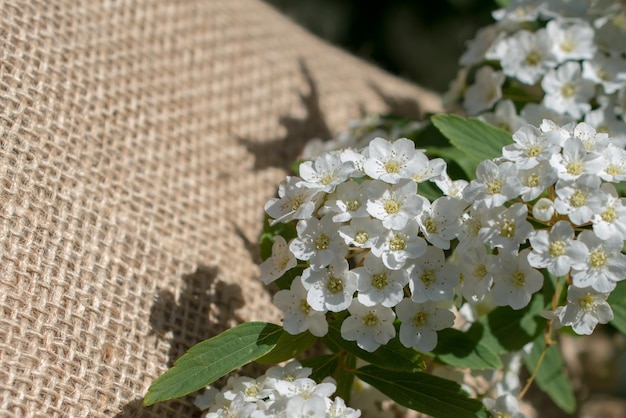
0;1;441;416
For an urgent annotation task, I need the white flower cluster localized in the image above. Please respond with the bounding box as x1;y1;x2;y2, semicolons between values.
262;137;458;353
262;119;626;351
194;361;360;418
448;0;626;143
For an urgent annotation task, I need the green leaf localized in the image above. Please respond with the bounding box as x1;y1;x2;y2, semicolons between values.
324;322;423;372
608;280;626;335
523;336;576;414
431;114;512;169
356;365;488;418
301;354;341;383
335;353;356;402
468;293;546;355
433;328;502;370
143;322;282;406
256;330;317;364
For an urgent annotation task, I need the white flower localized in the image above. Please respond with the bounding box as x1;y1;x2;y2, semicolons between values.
463;66;505;115
546;18;596;63
503;124;560;169
371;219;427;270
410;156;446;184
463;160;521;209
518;161;558;201
493;29;557;85
554;175;606;225
274;276;328;337
479;203;533;254
592;183;626;240
434;171;468;199
479;99;527;134
408;246;459;303
573;122;610;154
284;396;327;418
259;236;297;285
264;176;322;225
458;245;497;302
461;24;500;66
582;53;626;94
456;210;486;254
301;259;357;312
527;220;588;276
353;255;409;308
492;0;544;23
418;196;466;250
571;230;626;293
363;137;424;184
205;393;258;418
585;104;626;148
483;394;527;418
599;145;626;182
265;361;312;382
337;217;385;249
396;299;455;352
491;249;543;310
324;180;371;223
299;152;355;193
340;299;396;352
366;179;424;230
327;397;361;418
532;197;555;222
541;62;595;118
550;137;605;181
558;285;613;335
290;215;348;270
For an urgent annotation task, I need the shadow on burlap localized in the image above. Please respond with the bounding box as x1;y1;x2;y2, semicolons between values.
0;1;441;416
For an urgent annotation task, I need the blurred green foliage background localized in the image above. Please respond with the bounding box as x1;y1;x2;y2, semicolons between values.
264;0;502;92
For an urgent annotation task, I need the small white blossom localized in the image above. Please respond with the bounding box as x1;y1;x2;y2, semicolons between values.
479;99;527;133
493;29;557;85
550;137;605;181
324;180;371;223
532;197;555;222
483;394;527;418
518;161;558;201
353;255;409;308
290;215;348;270
571;230;626;293
340;299;396;352
363;137;425;184
371;219;427;270
479;203;533;254
463;66;505;115
366;179;424;230
463;160;521;209
527;220;588;277
418;196;466;250
558;285;613;335
503;124;560;169
554;175;606;225
301;259;357;312
491;249;544;310
259;236;297;285
299;152;355;193
265;176;322;225
592;183;626;240
274;276;328;337
546;18;596;63
408;246;460;303
337;217;385;249
582;53;626;94
396;299;455;352
542;62;595;118
458;245;497;302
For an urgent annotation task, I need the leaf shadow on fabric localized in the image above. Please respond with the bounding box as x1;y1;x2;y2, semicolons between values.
239;59;334;171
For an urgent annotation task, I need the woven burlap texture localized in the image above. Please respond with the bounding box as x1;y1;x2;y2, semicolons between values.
0;1;441;416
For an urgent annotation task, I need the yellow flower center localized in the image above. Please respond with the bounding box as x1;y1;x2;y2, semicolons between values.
549;241;566;257
590;249;608;268
413;311;428;327
527;144;542;157
561;83;576;98
354;231;369;245
578;293;595;311
560;40;575;53
346;199;361;212
362;312;379;326
421;270;436;286
499;220;516;238
606;164;623;177
525;50;542;66
300;299;312;314
384;199;401;214
320;173;334;185
372;273;388;289
291;196;303;211
569;190;587;208
424;218;438;234
487;179;503;195
474;264;488;279
512;271;526;287
601;207;617;223
566;161;583;176
389;235;406;251
315;233;330;250
385;160;401;174
526;173;541;188
327;276;344;294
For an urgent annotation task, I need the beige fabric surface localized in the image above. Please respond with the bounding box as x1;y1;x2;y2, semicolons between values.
0;1;441;416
